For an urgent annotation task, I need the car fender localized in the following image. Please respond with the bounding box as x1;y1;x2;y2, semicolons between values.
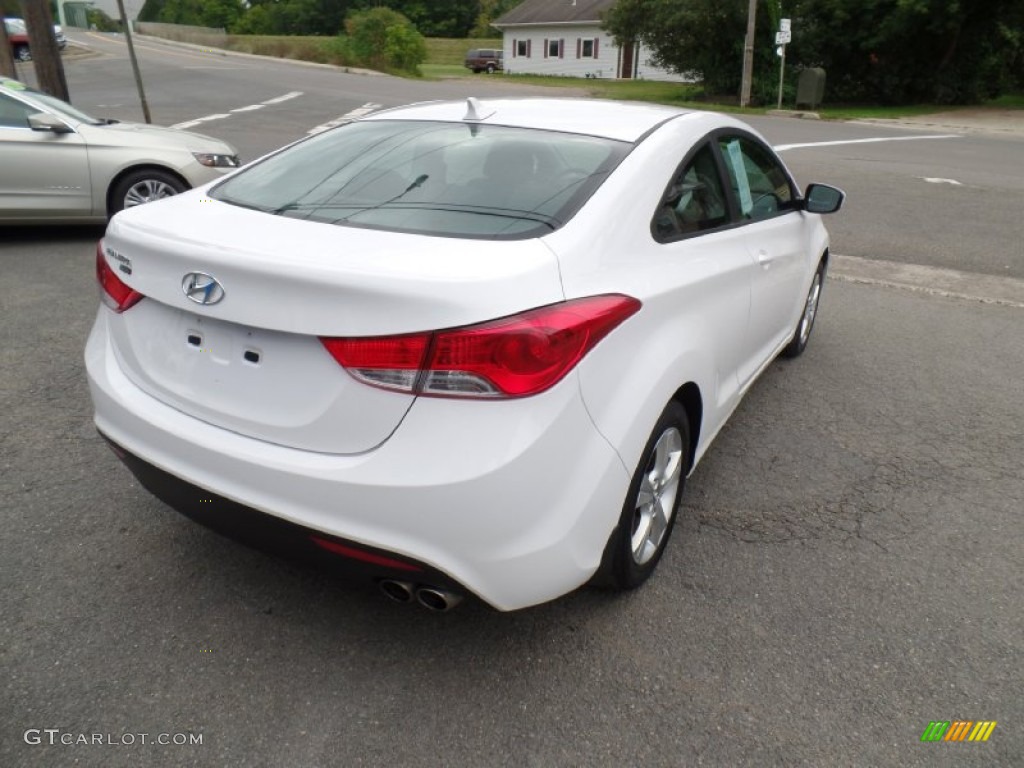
573;299;719;484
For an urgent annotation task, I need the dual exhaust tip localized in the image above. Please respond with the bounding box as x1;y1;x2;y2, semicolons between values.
380;581;464;610
379;579;463;612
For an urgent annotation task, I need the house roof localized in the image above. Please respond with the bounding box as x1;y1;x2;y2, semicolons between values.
494;0;617;27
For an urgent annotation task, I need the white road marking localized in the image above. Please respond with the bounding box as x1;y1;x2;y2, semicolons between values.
262;91;303;105
308;103;382;135
774;134;960;151
169;92;302;130
921;177;963;185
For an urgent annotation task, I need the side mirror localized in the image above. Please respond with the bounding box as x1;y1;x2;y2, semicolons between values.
28;112;73;134
802;183;845;214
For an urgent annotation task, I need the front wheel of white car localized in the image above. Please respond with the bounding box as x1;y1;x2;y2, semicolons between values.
781;257;827;359
110;169;188;215
609;401;690;589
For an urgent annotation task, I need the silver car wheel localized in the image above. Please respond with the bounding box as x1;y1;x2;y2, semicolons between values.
630;426;683;565
798;270;822;346
123;179;179;208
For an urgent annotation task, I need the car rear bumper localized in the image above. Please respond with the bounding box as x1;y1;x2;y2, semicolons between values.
86;309;630;611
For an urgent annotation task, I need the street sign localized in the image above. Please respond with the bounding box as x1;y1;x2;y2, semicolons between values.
780;18;791;32
776;30;792;45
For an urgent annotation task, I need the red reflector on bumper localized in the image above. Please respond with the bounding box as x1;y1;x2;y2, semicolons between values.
310;536;422;572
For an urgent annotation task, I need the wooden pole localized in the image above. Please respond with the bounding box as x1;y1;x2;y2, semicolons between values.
740;0;757;107
20;0;69;100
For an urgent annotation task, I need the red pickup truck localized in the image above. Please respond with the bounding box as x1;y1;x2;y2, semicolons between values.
4;17;67;62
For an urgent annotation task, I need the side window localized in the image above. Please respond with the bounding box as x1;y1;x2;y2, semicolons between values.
653;144;729;241
0;92;34;128
718;136;794;221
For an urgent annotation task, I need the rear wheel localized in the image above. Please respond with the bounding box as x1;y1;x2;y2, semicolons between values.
109;169;188;215
610;401;690;589
781;258;826;358
486;63;496;74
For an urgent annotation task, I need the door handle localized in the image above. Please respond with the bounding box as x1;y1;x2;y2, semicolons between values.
757;250;774;268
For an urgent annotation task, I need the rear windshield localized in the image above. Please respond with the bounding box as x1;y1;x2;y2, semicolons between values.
210;120;631;239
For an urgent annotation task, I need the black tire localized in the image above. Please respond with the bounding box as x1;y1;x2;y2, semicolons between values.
14;45;31;62
109;169;188;216
781;257;827;359
486;63;496;74
609;401;690;589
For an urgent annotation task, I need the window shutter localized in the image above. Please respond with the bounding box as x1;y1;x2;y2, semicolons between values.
527;39;531;57
576;38;581;59
513;39;517;58
594;38;600;58
544;38;548;58
559;39;564;58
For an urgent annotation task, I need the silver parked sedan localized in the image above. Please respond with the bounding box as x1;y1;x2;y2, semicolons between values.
0;76;240;223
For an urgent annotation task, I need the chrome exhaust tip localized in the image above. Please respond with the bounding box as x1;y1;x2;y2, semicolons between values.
378;579;415;604
415;586;463;612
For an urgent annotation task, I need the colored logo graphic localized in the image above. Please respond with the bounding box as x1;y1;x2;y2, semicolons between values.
921;721;997;742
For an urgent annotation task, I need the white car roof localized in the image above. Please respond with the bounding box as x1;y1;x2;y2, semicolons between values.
365;98;698;143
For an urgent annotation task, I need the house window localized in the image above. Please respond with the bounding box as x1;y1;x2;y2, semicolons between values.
547;39;563;58
516;39;530;58
579;38;598;58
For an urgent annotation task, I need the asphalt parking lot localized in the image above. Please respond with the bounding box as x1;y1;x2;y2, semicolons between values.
1;224;1021;767
2;39;1022;765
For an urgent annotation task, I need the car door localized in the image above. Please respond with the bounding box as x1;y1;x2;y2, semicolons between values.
0;89;92;218
651;140;755;416
717;133;807;385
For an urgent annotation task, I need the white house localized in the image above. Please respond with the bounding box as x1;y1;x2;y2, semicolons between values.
493;0;688;82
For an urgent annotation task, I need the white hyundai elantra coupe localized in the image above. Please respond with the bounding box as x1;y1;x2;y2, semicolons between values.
86;98;843;612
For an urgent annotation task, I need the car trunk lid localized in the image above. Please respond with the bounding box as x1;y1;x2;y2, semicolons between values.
100;196;565;454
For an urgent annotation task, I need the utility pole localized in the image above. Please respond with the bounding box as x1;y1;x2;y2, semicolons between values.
739;0;757;107
116;0;151;123
20;0;69;100
0;2;16;78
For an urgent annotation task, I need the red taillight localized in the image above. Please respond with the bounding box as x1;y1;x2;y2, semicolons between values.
320;295;640;399
96;242;143;313
320;333;431;392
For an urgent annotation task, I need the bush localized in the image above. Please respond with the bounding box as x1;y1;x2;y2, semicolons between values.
345;7;426;76
87;9;121;33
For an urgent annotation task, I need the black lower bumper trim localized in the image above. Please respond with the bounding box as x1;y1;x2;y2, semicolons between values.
101;433;466;594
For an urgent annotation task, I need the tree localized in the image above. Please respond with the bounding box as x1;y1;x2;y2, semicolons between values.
390;0;478;38
345;6;425;74
605;0;1024;105
138;0;166;23
604;0;762;98
791;0;1024;104
158;0;245;30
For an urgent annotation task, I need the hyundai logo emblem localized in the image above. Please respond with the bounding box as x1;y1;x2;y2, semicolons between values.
182;272;225;305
